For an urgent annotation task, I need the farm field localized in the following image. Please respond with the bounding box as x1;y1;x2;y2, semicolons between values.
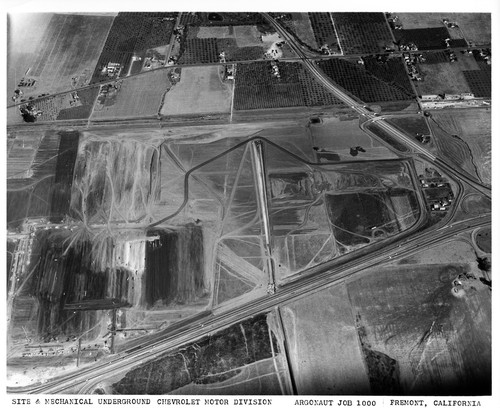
307;13;341;53
347;238;491;395
13;86;100;123
160;66;232;116
234;61;343;110
415;52;480;95
332;12;393;54
428;109;491;185
91;12;177;84
7;14;114;101
393;26;462;50
318;58;415;105
280;284;371;394
92;69;170;119
180;24;294;64
395;13;491;46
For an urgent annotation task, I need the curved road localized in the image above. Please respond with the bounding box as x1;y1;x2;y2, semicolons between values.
8;14;492;395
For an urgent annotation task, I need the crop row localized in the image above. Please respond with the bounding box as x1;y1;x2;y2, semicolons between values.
91;13;177;83
332;12;393;55
234;61;342;110
318;59;415;103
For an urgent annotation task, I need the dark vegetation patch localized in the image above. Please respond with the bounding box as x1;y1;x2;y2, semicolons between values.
308;13;341;52
362;56;415;97
91;12;177;83
475;227;491;254
29;232;107;341
217;38;263;62
49;131;80;221
192;12;269;27
356;314;402;395
112;314;278;394
318;59;415;103
386;116;430;136
332;13;393;54
326;192;398;246
462;70;491;98
393;27;451;50
145;225;207;307
7;131;79;230
56;87;100;120
179;38;219;64
234;61;342;110
365;122;410;152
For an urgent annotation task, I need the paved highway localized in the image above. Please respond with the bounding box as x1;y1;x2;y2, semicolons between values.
261;13;491;199
11;206;489;394
7;14;492;395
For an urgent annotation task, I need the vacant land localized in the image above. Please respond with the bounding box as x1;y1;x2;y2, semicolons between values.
281;284;371;394
386;115;430;136
311;117;398;161
395;13;491;46
347;238;491;395
112;313;287;394
416;61;475;96
429;109;491;184
160;66;232;116
8;14;114;100
7;131;79;230
289;13;318;49
93;70;169;119
475;227;491;254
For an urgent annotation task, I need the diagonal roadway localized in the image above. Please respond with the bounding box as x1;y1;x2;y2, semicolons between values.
8;14;492;395
260;13;491;198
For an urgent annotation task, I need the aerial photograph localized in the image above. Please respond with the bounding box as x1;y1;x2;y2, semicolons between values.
5;7;492;397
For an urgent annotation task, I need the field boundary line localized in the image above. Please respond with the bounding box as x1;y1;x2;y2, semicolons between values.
329;13;344;56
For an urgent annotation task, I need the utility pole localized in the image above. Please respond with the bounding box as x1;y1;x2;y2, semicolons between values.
110;308;117;354
76;338;81;367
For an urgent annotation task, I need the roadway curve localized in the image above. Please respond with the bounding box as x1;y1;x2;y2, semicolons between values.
10;210;489;394
261;13;491;199
8;14;492;394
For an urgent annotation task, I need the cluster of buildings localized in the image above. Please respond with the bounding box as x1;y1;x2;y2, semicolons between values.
403;53;424;80
270;61;281;78
103;62;122;78
17;77;36;87
418;173;454;212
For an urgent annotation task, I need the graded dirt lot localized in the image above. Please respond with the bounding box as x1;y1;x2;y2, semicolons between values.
281;283;371;394
310;117;398;160
160;66;232;116
429;108;491;184
347;238;491;395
